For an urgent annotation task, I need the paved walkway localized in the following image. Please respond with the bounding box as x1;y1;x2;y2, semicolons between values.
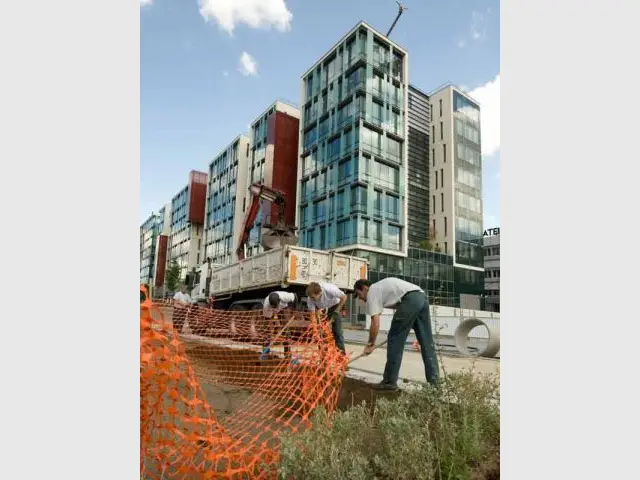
344;342;500;387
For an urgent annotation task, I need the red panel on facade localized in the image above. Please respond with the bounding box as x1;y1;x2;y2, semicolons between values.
267;111;299;226
155;235;168;287
188;170;207;225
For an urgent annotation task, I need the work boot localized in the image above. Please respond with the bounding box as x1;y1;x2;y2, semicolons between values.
372;381;398;392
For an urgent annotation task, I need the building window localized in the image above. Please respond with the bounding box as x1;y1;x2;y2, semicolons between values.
443;144;446;163
435;170;438;190
320;226;326;250
432;148;435;167
432;195;435;214
444;216;447;236
440;168;444;188
440;121;443;140
493;269;500;278
439;99;442;117
441;193;444;213
432;219;436;236
432;125;435;141
485;270;491;278
444;241;447;254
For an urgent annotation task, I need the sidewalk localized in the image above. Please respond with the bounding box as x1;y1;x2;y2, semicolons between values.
344;342;500;386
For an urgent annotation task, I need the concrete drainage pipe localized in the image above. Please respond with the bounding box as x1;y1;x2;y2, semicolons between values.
454;318;500;358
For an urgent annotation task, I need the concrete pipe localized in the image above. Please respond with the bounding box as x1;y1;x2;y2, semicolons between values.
454;318;500;358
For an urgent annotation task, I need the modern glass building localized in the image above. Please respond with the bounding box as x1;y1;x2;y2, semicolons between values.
428;84;484;306
407;84;431;248
168;171;207;281
297;21;409;257
204;135;251;265
140;213;159;285
245;101;300;259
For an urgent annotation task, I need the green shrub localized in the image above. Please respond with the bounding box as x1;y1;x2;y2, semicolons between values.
278;372;499;480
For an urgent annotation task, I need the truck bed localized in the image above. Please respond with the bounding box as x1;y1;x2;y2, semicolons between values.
209;246;368;297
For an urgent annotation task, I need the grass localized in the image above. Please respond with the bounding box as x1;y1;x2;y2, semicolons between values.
277;371;500;480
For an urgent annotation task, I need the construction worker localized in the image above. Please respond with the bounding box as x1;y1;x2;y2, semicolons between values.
172;284;192;334
261;291;297;359
353;278;439;391
305;282;346;354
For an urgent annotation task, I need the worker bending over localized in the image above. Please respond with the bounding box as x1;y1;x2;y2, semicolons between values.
305;282;346;354
262;291;297;358
353;278;439;391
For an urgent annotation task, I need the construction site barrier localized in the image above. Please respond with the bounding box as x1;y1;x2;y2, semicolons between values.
140;286;348;479
453;317;501;358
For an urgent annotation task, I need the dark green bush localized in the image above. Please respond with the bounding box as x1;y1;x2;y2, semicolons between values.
278;372;500;480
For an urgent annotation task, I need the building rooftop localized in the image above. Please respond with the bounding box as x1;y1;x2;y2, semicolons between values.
301;20;408;78
427;82;480;107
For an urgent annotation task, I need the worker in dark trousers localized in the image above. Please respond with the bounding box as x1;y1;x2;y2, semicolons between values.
305;282;347;354
261;291;297;359
354;278;439;391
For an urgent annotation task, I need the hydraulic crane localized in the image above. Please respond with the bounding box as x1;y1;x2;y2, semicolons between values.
386;1;408;37
235;183;298;261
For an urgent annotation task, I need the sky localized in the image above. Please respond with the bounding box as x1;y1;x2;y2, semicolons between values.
141;0;500;229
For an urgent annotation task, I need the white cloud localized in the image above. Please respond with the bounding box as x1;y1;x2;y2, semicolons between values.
470;11;486;40
140;0;152;6
199;0;293;35
238;52;258;76
456;9;489;47
469;74;500;157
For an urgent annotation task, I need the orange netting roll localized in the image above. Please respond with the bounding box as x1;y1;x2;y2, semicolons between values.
140;286;349;479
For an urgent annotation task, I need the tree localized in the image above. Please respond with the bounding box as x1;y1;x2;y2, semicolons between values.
165;260;181;292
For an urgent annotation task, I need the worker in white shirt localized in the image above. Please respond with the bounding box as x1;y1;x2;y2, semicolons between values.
261;291;297;360
172;285;192;334
305;282;347;354
353;277;439;391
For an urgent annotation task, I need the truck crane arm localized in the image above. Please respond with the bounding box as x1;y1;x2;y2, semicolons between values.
236;183;297;261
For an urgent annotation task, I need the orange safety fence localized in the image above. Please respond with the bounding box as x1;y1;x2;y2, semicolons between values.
140;286;349;479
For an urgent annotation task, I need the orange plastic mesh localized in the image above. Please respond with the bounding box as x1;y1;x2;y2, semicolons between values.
140;286;349;479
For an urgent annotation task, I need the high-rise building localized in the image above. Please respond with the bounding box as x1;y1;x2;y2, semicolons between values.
140;214;159;285
167;170;208;281
153;203;171;290
428;84;485;304
203;135;252;265
297;21;409;257
407;84;431;248
139;203;172;291
245;100;300;258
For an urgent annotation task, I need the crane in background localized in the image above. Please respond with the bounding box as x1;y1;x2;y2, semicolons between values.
236;183;298;261
386;1;408;37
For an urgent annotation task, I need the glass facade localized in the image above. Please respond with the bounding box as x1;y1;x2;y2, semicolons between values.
453;91;483;268
299;25;408;255
244;106;275;258
205;139;241;265
140;214;158;285
169;186;191;279
343;247;456;325
407;85;431;248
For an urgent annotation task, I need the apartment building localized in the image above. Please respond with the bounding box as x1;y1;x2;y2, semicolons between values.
483;227;500;312
428;84;485;304
167;170;207;281
245;100;300;258
297;21;409;257
203;134;252;265
140;213;158;285
407;84;431;248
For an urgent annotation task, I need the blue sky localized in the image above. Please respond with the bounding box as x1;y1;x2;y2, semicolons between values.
141;0;500;228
